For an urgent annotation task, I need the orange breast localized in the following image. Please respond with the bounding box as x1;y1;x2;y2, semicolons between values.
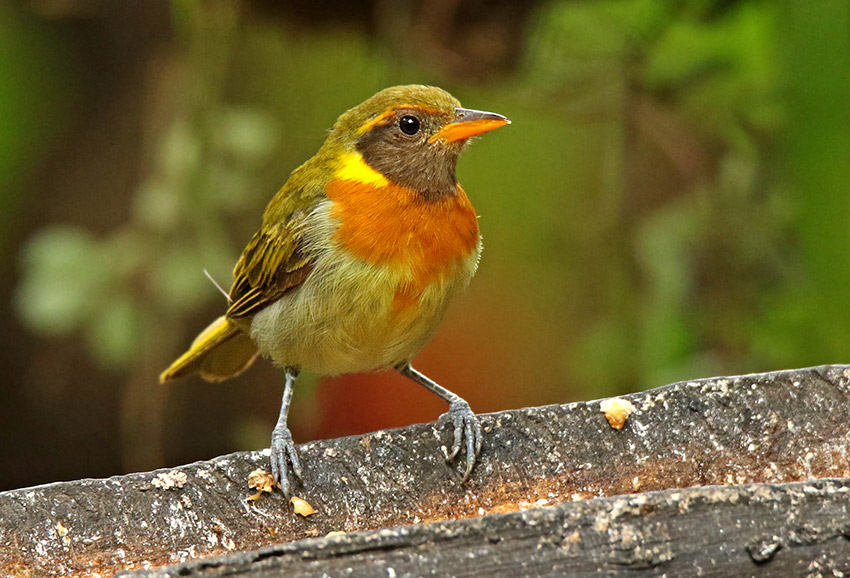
325;178;479;306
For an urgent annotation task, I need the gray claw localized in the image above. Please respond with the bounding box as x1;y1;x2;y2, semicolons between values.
270;427;302;497
441;400;482;482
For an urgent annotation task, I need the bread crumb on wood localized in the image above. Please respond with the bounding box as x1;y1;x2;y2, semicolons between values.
291;495;317;517
600;397;635;430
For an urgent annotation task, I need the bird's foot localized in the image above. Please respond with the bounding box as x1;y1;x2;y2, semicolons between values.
270;426;302;498
439;399;482;482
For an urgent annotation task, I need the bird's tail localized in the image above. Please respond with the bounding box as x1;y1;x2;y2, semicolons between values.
159;316;259;383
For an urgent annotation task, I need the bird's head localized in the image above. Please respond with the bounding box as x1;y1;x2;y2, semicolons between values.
326;85;509;198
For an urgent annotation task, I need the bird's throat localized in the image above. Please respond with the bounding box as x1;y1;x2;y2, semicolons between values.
355;134;460;198
335;150;458;201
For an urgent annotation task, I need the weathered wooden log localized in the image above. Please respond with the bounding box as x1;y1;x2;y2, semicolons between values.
2;365;849;577
128;478;850;577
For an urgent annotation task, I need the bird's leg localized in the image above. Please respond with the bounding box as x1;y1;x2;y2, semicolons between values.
396;362;482;481
270;366;301;496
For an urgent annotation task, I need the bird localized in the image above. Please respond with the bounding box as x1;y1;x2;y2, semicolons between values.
160;85;510;496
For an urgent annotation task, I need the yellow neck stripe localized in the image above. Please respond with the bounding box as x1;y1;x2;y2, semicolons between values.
335;151;389;187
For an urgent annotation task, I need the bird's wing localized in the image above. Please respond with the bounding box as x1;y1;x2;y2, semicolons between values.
226;218;315;319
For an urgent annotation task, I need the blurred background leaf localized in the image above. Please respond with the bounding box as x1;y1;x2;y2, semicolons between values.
1;0;848;490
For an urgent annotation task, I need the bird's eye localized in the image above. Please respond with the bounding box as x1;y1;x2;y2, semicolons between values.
399;115;420;136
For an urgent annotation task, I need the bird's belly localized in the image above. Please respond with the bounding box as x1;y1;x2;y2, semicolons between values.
248;249;477;375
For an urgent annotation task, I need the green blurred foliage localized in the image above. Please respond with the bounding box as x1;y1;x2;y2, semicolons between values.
4;0;850;483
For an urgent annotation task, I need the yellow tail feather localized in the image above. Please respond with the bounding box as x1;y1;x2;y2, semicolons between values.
160;316;259;383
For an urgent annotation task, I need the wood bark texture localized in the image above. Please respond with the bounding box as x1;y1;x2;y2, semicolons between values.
1;365;849;577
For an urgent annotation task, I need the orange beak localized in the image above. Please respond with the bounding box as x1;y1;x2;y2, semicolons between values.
428;108;510;144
